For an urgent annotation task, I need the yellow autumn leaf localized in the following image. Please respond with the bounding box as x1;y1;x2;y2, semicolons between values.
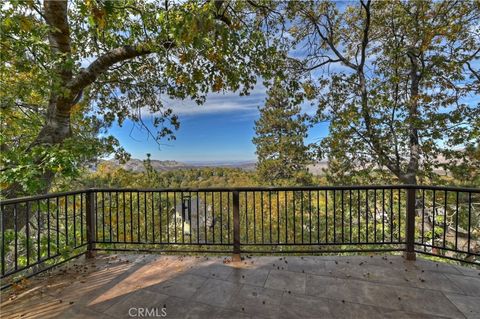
19;17;33;32
213;76;223;92
70;103;82;115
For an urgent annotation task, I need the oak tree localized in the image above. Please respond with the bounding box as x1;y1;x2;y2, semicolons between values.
285;0;480;185
0;0;279;228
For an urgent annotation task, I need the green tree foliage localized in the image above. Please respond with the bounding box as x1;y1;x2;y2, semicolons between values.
284;0;480;185
0;0;280;202
78;162;259;189
253;83;313;185
448;144;480;187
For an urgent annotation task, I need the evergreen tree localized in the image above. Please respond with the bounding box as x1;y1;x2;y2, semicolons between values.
253;84;313;185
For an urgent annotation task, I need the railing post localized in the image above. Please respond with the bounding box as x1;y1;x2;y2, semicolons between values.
404;187;416;261
86;190;96;259
232;190;241;262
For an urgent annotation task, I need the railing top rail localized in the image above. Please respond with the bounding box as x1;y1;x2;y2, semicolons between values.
0;190;89;205
90;185;409;192
1;184;478;205
412;185;480;192
91;185;480;192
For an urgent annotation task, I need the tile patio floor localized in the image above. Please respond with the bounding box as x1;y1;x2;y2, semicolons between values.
1;253;479;318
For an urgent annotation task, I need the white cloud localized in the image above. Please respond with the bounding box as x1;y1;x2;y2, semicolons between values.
169;91;265;116
138;82;268;118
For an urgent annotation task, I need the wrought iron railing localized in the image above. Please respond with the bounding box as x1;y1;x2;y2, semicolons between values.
1;185;479;288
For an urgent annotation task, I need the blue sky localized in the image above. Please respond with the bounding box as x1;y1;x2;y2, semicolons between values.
104;0;478;163
107;87;330;162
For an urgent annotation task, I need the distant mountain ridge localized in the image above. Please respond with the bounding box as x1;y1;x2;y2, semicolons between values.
98;158;257;172
96;156;451;176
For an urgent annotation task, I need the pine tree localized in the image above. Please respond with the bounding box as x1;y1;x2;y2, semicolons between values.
253;84;313;186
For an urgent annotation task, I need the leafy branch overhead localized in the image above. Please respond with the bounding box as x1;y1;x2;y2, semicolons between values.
0;0;281;199
283;0;480;185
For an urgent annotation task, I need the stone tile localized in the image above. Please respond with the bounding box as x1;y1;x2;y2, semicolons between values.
90;261;187;301
189;263;234;280
445;273;480;296
395;285;465;318
264;270;306;294
229;284;282;318
181;301;223;319
146;273;207;298
282;256;327;276
453;265;480;278
56;305;113;319
305;273;406;312
345;280;404;310
328;300;442;319
3;253;479;319
329;300;387;319
352;255;407;270
87;293;131;314
83;270;164;313
405;269;464;294
324;258;382;280
250;257;287;272
192;278;240;307
214;308;253;319
325;255;399;267
414;258;464;275
0;292;72;319
43;267;126;300
326;261;413;286
46;263;162;313
226;268;270;287
305;274;351;300
445;293;480;319
278;292;332;318
159;296;191;318
103;289;169;318
236;256;279;270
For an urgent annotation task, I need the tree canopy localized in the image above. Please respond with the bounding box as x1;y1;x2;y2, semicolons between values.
0;0;281;198
282;0;480;185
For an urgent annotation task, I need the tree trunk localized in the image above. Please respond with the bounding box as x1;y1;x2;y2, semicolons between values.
2;101;70;230
34;108;72;145
3;1;75;227
1;0;210;233
404;50;421;186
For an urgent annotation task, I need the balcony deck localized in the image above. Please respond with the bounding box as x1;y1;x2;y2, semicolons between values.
1;253;479;319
